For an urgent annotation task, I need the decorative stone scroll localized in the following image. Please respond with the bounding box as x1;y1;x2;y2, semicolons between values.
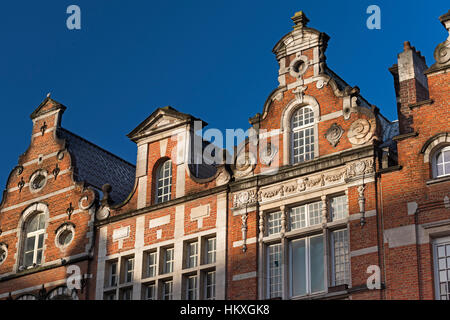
232;159;374;208
325;123;344;147
347;118;376;145
259;142;278;166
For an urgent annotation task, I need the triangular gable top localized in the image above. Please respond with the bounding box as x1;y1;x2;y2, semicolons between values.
127;106;207;141
30;96;67;120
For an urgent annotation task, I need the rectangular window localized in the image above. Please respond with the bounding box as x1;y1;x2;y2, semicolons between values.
187;242;198;268
163;280;173;300
205;271;216;300
290;201;322;230
186;275;198;300
145;283;156;300
268;244;282;298
125;257;134;283
164;248;174;274
146;252;157;278
206;238;216;264
121;288;133;300
109;262;118;287
331;229;350;286
267;212;282;236
290;235;324;297
434;237;450;300
330;195;348;221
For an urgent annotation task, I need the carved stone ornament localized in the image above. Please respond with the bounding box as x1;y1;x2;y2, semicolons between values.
215;166;231;187
232;159;375;208
347;118;375;145
234;151;256;178
233;190;258;209
325;123;344;147
96;206;110;221
316;80;325;89
259;142;278;166
432;11;450;68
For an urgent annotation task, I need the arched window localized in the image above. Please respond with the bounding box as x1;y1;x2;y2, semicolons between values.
155;160;172;204
433;146;450;178
291;107;315;164
23;212;46;268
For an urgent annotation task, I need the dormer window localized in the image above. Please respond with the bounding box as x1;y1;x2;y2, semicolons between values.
433;146;450;178
291;106;315;164
156;159;172;204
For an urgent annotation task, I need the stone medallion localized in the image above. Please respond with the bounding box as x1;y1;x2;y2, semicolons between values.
347;119;375;145
325;123;344;147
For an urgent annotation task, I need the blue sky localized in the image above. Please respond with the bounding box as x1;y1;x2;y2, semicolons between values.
0;1;448;186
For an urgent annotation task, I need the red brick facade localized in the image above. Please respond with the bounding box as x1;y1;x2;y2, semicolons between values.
0;10;449;300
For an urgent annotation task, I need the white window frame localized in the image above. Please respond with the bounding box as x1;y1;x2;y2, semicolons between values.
267;243;283;299
267;212;282;236
162;280;173;300
288;234;326;298
433;146;450;178
146;251;157;278
291;106;315;164
23;212;46;268
109;261;118;287
163;247;174;274
187;242;199;269
155;160;172;203
124;257;134;283
186;275;198;300
145;283;156;300
206;238;216;264
289;201;322;231
433;236;450;300
330;229;350;287
330;195;349;222
205;271;216;300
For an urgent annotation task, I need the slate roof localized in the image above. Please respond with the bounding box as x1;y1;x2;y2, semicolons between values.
56;128;136;204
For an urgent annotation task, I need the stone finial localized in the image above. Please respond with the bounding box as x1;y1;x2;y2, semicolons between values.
439;10;450;32
46;92;51;98
427;10;450;73
291;11;309;29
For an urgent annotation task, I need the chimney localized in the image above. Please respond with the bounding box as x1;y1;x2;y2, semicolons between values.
389;41;429;134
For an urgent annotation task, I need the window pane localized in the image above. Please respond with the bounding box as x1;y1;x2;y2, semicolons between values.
156;160;172;203
207;238;216;264
332;230;350;286
291;107;315;164
435;240;450;300
188;242;198;268
37;233;44;249
206;271;216;300
187;276;198;300
267;212;282;235
331;195;348;221
310;235;324;293
164;248;174;273
163;281;173;300
25;236;35;251
291;239;306;297
268;244;282;298
147;252;157;278
146;284;156;300
308;202;322;227
36;249;43;265
290;206;306;230
24;251;34;267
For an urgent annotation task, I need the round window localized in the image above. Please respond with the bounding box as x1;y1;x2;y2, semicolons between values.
58;230;73;247
29;170;47;192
